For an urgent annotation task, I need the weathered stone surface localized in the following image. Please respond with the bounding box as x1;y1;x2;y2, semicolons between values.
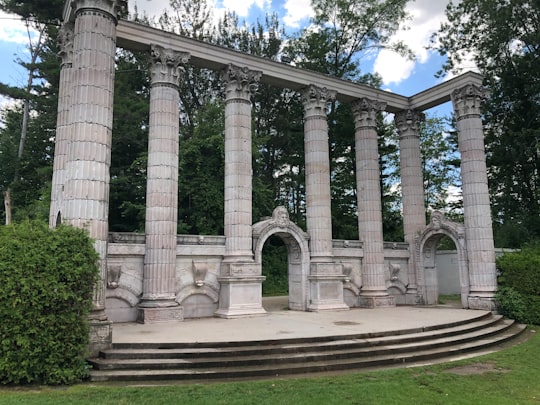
54;2;497;327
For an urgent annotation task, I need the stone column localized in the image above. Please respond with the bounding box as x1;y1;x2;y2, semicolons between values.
301;85;348;311
395;109;426;304
49;23;74;228
137;45;189;323
215;64;266;318
63;0;126;356
452;83;497;310
351;98;395;308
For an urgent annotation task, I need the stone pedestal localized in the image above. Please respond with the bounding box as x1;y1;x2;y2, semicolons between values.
215;264;266;318
87;319;112;357
307;263;349;311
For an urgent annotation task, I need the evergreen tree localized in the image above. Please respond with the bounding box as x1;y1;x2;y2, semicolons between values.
434;0;540;247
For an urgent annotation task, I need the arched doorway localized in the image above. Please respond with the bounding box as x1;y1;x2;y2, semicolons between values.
253;207;310;311
416;211;470;308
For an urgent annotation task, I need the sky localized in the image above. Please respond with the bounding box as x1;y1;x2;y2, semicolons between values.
0;0;476;115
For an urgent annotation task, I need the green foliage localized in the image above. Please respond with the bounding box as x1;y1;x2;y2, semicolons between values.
0;221;99;385
435;0;540;247
262;236;288;296
496;243;540;324
495;287;529;324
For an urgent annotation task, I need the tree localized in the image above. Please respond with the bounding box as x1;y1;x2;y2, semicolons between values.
287;0;412;79
0;13;58;224
434;0;540;247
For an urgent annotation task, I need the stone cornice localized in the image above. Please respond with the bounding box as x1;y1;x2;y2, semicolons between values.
150;45;190;87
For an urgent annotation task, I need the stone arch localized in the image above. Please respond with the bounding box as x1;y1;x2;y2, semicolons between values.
176;285;219;319
252;206;310;311
416;211;469;308
105;287;139;322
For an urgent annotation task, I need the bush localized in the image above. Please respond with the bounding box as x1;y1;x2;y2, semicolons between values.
495;286;529;323
0;221;99;385
496;242;540;325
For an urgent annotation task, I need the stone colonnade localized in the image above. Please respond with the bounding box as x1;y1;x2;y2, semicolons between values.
54;0;498;353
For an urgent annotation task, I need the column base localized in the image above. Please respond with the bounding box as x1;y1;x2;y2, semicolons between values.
308;273;349;312
215;272;266;319
357;294;396;308
468;294;496;311
137;306;184;323
88;319;112;357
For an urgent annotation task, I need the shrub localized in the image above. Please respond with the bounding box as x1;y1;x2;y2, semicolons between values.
495;286;529;323
496;242;540;325
0;221;99;385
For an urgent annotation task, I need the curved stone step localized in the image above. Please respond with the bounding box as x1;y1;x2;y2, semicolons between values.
88;317;526;382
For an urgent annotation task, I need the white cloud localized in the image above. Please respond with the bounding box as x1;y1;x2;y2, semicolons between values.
282;0;313;28
0;10;36;44
373;0;447;85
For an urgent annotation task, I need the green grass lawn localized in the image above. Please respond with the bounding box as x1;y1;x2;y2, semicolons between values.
0;328;538;405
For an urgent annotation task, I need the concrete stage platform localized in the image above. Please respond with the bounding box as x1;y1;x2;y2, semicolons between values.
112;297;482;345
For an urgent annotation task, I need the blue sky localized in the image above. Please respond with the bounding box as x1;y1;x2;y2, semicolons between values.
0;1;477;116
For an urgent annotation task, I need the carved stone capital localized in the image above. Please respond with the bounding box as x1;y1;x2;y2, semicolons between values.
451;83;487;120
351;97;387;128
57;23;74;67
301;84;336;114
394;109;425;135
222;64;262;100
72;0;127;22
150;45;190;87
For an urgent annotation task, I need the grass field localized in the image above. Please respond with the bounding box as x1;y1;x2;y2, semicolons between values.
0;328;538;405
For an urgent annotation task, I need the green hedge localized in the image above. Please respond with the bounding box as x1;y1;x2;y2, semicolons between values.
0;221;99;385
496;242;540;325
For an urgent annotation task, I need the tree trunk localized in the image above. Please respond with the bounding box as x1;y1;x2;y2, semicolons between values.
4;189;12;225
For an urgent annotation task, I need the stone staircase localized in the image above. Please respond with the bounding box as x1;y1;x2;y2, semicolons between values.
88;312;526;382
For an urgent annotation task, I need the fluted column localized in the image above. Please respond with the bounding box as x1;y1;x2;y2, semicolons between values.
301;85;335;261
49;23;74;228
395;109;426;301
63;0;126;355
222;64;261;261
452;84;497;310
215;64;266;318
301;85;348;311
138;45;189;323
352;98;395;308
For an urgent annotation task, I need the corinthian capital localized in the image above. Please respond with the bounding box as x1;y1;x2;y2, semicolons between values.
394;109;425;135
300;84;336;115
222;64;262;99
351;97;387;128
57;23;74;67
72;0;127;22
451;83;488;120
150;45;190;87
